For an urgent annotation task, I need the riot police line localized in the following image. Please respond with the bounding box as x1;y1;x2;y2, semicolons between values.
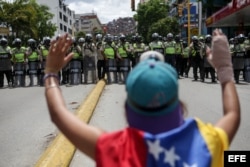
0;32;250;88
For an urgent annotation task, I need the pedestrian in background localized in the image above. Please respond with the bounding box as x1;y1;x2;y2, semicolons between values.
43;30;240;167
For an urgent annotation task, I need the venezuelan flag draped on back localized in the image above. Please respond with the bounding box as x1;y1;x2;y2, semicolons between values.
96;118;228;167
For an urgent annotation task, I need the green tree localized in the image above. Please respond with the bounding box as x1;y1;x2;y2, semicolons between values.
34;3;56;41
134;0;179;43
0;0;56;42
75;31;86;40
148;17;179;41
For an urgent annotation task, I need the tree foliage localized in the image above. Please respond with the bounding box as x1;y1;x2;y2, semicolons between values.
0;0;56;43
134;0;179;43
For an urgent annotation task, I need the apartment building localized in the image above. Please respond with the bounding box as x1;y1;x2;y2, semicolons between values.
36;0;75;38
74;13;103;35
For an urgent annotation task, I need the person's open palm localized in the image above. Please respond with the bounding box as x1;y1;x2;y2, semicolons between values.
45;34;74;73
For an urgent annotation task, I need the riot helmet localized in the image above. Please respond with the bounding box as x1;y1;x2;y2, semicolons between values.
96;34;102;42
14;38;22;47
104;34;113;44
85;34;93;43
78;37;85;44
119;34;126;42
27;38;36;48
192;36;198;44
182;41;187;48
43;37;51;46
135;35;142;43
0;37;8;46
152;33;159;41
238;34;245;44
199;36;204;43
167;33;173;41
175;35;181;42
205;34;212;44
229;38;234;45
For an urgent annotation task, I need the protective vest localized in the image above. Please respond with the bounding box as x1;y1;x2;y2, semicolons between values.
104;45;115;59
117;44;128;58
234;43;245;52
133;43;145;53
149;41;163;49
175;43;182;54
190;48;196;57
165;41;175;54
0;46;11;59
13;47;26;63
28;51;39;61
149;41;164;55
0;46;12;71
183;47;190;58
190;44;200;57
72;47;80;59
41;46;49;59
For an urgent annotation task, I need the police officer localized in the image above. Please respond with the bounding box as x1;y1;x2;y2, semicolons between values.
189;36;204;82
39;37;51;85
164;33;176;67
149;33;165;55
101;34;118;84
201;34;216;83
82;33;96;84
133;35;147;66
68;38;82;85
77;37;85;83
26;38;40;86
11;38;27;87
0;37;12;88
233;34;246;83
175;35;183;77
116;34;131;84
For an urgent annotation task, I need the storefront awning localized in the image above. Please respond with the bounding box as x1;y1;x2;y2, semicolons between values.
206;0;250;27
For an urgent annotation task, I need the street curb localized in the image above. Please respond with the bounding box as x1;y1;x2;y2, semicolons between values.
35;80;106;167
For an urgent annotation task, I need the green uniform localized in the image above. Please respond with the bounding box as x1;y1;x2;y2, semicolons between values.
164;41;176;55
12;47;26;63
103;44;116;59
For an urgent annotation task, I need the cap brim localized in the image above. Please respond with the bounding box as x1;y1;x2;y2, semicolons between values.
125;102;184;134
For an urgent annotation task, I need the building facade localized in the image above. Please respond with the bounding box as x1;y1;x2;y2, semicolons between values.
36;0;75;38
74;13;103;35
206;0;250;38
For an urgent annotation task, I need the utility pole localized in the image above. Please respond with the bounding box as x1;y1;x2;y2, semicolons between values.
187;0;191;46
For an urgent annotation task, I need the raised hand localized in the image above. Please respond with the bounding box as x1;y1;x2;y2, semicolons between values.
45;34;74;74
206;29;234;84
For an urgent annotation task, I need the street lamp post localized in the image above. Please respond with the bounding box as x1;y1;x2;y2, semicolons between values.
187;0;191;46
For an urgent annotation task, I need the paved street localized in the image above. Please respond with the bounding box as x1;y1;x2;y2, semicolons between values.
0;83;96;167
0;75;250;167
70;76;250;167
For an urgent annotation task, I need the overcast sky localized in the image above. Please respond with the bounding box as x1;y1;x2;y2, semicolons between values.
65;0;139;24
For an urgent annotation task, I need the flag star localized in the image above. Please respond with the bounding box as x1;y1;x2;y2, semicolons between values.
183;163;197;167
146;139;165;160
163;146;180;167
